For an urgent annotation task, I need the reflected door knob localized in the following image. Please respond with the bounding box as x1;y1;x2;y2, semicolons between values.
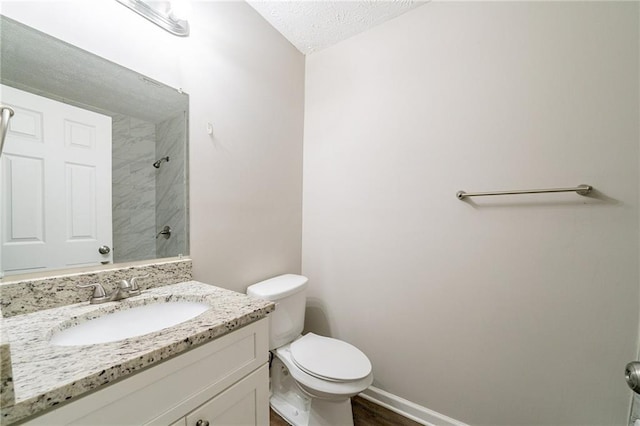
195;420;209;426
98;245;111;255
625;362;640;394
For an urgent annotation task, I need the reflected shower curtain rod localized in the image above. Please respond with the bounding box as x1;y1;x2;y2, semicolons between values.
456;184;592;200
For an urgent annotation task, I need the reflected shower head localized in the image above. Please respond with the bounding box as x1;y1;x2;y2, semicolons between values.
153;156;170;168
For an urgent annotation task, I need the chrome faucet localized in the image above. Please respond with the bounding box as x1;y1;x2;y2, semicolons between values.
77;283;110;304
77;274;150;304
110;280;134;301
125;274;150;297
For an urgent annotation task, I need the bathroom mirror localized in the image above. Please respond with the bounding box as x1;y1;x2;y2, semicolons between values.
0;16;189;277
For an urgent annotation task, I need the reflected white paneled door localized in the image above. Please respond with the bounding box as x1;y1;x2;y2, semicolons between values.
1;84;112;275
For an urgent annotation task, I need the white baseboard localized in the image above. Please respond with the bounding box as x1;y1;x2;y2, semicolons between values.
359;386;468;426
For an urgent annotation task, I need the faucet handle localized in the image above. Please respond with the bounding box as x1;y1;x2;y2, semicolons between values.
77;283;109;304
129;274;150;295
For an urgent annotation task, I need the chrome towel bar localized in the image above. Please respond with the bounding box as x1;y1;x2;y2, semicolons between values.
456;184;592;200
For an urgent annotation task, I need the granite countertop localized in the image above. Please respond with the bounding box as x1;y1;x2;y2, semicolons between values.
0;281;275;425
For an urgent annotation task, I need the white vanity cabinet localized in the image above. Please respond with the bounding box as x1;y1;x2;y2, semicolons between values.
24;318;269;426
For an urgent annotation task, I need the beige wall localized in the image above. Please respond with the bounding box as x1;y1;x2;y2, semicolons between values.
2;0;305;293
302;2;639;425
180;2;304;291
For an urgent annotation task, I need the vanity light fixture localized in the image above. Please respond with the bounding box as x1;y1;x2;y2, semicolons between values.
116;0;190;37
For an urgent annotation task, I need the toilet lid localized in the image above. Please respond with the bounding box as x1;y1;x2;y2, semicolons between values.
290;333;372;382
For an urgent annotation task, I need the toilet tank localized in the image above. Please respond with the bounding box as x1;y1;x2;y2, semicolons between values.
247;274;308;350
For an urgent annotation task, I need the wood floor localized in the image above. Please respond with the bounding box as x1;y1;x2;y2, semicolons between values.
269;396;422;426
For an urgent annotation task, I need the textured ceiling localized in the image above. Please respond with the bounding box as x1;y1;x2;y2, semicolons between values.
247;0;428;55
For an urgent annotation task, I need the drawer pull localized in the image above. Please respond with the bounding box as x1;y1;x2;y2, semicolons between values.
196;420;210;426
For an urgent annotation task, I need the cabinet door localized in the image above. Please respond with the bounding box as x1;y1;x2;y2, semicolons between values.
186;363;269;426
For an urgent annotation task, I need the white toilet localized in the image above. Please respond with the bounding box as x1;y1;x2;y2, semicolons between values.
247;274;373;426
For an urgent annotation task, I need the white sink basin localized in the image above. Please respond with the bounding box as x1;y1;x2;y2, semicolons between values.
50;301;210;346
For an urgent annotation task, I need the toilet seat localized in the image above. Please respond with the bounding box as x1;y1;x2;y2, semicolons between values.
290;333;372;382
274;344;374;401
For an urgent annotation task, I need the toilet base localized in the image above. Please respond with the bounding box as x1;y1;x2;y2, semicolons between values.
271;393;310;426
270;394;354;426
308;398;354;426
270;356;355;426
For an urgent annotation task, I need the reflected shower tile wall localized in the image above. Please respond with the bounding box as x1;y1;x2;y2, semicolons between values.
156;113;187;259
112;114;157;263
